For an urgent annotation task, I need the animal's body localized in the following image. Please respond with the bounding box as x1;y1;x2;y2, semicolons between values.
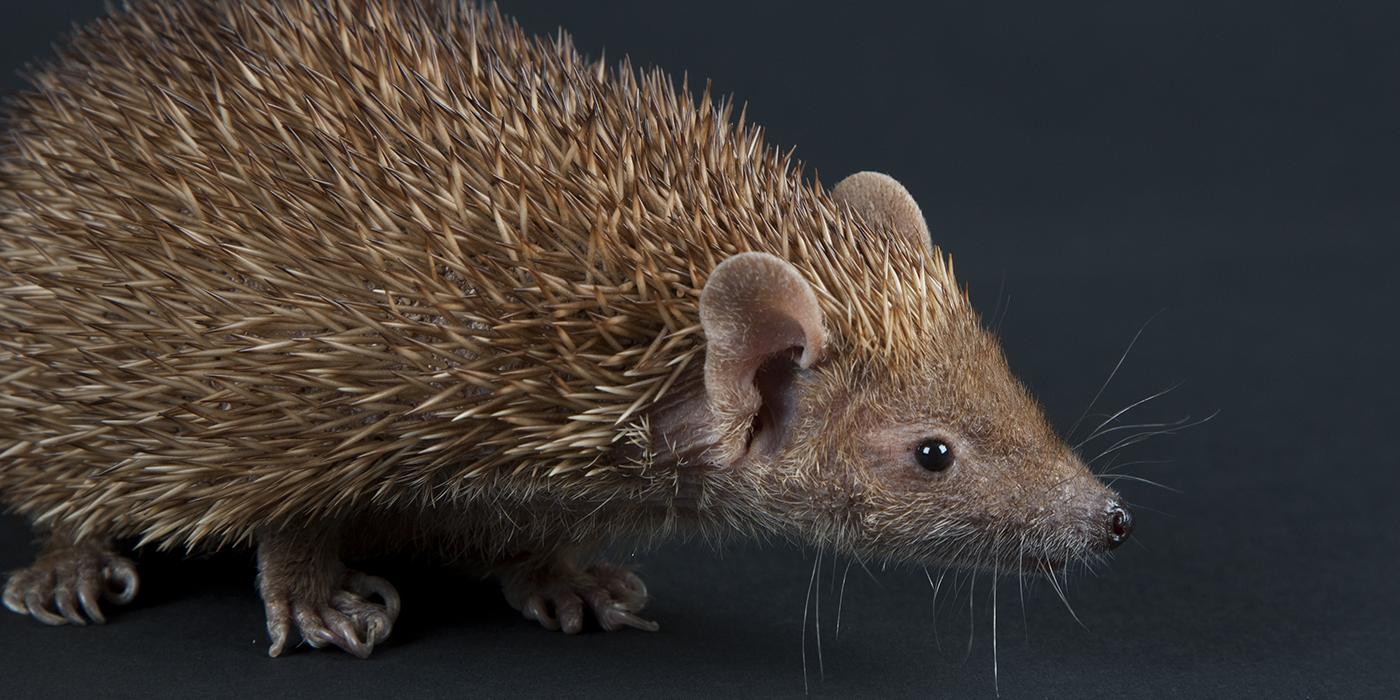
0;0;1132;656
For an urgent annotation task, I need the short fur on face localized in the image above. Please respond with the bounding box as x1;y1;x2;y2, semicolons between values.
694;173;1121;573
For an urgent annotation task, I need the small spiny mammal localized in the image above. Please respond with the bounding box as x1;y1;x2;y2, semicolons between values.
0;0;1134;657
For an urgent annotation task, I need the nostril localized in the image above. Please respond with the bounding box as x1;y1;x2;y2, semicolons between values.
1105;504;1133;548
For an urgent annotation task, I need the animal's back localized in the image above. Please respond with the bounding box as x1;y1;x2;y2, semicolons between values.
0;0;765;547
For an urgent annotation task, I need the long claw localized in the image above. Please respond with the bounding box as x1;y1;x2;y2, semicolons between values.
53;578;88;625
556;592;584;634
621;572;648;599
597;605;659;633
25;589;65;626
104;561;139;604
77;575;106;624
330;590;393;648
348;572;401;622
523;595;557;630
364;614;391;646
265;596;291;657
293;603;340;650
322;607;372;659
595;565;648;599
3;577;29;615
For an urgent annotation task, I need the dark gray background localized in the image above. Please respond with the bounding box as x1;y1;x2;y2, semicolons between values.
2;1;1397;697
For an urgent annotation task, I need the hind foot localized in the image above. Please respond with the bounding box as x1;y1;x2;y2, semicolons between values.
2;542;138;625
502;561;657;634
257;525;398;658
261;569;400;659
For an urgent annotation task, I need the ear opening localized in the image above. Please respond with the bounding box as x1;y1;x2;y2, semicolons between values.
699;252;827;464
749;349;801;457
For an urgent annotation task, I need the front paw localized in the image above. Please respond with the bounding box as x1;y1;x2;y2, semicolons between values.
503;562;657;634
2;546;137;625
261;570;400;658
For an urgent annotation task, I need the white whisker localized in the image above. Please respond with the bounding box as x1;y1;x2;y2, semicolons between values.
992;564;1000;697
801;551;818;694
965;575;977;662
1087;410;1220;466
1098;458;1173;476
815;549;824;682
835;558;852;642
1083;417;1197;446
1077;412;1195;451
1121;499;1175;518
855;556;881;587
1075;382;1183;448
1069;309;1164;439
1102;473;1181;492
1017;535;1029;642
934;567;948;651
1043;565;1087;630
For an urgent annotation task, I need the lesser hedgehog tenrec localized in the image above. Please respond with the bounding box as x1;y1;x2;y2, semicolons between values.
0;0;1134;657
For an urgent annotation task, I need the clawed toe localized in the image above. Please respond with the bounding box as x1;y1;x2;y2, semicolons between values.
504;562;657;634
592;601;660;632
520;590;589;634
592;564;649;609
263;570;399;659
2;547;138;626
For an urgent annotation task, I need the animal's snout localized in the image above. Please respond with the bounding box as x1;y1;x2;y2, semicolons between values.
1104;503;1133;549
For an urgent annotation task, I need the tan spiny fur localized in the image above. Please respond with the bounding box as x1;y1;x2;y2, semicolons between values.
0;0;973;551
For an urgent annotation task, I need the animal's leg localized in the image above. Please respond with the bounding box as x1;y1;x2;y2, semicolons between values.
498;552;657;634
256;524;399;658
2;527;138;625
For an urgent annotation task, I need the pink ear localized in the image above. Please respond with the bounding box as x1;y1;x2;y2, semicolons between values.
831;171;933;255
699;252;827;461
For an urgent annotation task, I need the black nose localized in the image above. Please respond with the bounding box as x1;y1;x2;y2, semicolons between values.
1105;504;1133;549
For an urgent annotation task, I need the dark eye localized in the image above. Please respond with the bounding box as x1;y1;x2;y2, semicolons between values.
915;439;955;472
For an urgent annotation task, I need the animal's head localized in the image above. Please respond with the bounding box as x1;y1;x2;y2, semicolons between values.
697;172;1131;572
